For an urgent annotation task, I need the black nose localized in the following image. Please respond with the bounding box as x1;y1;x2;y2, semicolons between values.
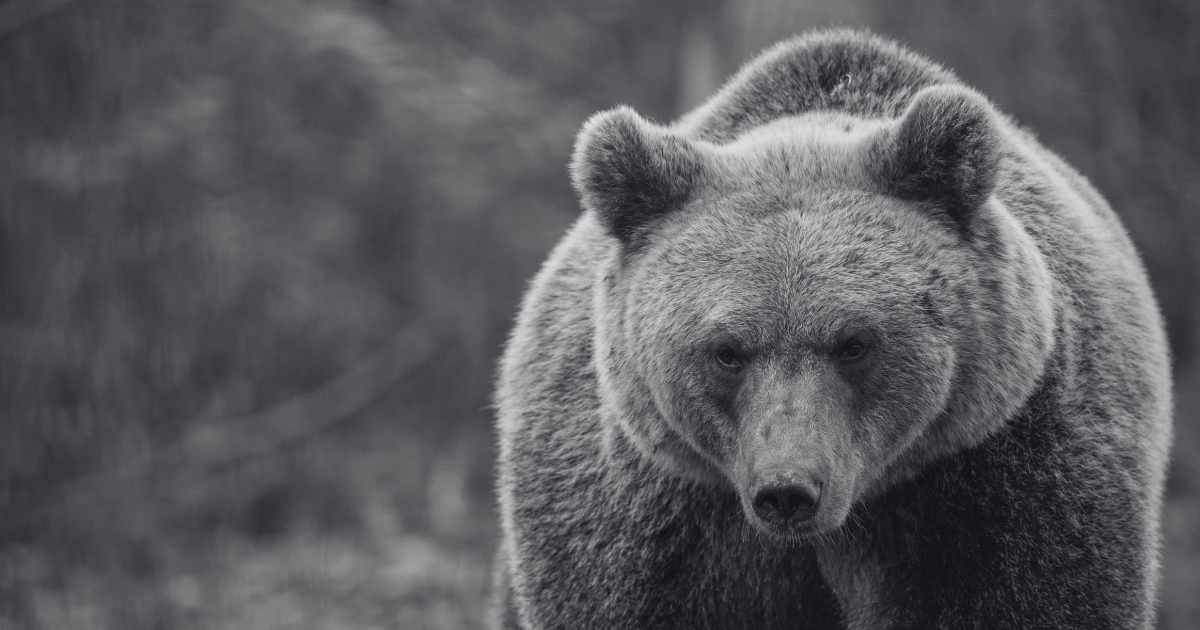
752;483;819;524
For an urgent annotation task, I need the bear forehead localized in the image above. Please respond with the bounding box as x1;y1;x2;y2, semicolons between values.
634;204;951;331
703;111;885;195
727;111;881;145
659;188;955;273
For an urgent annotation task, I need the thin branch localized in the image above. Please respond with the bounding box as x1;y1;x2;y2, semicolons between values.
2;320;446;532
179;322;445;471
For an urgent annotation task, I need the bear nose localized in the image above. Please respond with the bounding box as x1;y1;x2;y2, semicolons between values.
752;481;820;524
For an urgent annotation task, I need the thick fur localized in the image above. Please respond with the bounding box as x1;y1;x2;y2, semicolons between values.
493;30;1172;630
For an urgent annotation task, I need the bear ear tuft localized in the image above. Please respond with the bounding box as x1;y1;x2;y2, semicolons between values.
870;85;1001;224
571;106;705;246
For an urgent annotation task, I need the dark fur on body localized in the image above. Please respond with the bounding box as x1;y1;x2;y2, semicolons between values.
493;30;1171;629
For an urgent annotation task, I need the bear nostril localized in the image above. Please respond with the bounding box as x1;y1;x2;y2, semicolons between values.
752;485;819;524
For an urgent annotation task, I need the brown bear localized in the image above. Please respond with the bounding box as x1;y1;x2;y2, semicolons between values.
491;29;1172;630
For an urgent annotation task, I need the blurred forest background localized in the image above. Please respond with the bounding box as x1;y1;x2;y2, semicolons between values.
0;0;1196;628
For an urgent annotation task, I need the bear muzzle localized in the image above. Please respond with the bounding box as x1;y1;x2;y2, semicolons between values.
736;433;859;536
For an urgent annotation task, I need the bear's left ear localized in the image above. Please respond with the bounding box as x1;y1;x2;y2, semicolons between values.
571;106;705;247
868;85;1001;223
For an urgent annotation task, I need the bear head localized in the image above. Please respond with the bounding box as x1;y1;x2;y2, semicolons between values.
573;85;1056;539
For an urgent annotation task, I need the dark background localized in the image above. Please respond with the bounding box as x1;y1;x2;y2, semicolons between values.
0;0;1196;628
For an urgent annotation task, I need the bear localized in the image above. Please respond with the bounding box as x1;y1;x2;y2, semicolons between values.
491;29;1172;630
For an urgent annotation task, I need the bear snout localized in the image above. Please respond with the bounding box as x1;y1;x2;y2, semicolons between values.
749;473;822;526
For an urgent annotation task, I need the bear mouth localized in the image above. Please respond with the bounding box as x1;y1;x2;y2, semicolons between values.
750;517;824;539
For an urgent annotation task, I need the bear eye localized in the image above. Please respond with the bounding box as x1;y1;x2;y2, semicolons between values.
715;346;743;369
837;338;868;361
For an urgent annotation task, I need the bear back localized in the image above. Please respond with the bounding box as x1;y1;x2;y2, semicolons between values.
676;30;961;143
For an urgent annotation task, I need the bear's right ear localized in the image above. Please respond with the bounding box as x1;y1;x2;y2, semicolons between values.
571;106;705;246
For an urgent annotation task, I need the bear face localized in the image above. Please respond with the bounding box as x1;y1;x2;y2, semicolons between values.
575;86;1056;538
618;200;962;537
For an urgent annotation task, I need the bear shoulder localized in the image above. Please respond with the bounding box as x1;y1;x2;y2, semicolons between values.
496;214;607;436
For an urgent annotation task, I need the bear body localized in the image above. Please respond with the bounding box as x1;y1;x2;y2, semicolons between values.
492;30;1172;630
